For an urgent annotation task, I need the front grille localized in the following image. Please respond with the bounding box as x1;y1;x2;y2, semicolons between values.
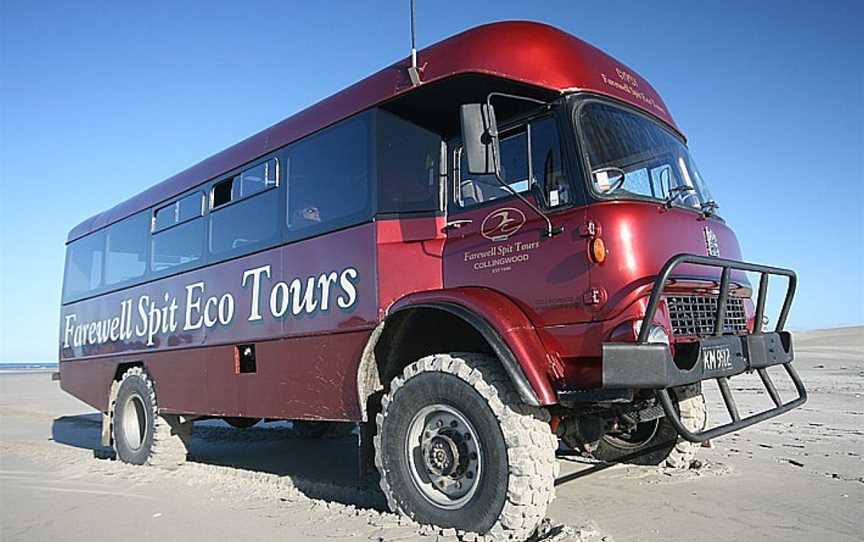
666;295;747;337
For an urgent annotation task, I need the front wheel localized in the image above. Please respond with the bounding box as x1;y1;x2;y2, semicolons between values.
375;353;557;540
591;390;707;468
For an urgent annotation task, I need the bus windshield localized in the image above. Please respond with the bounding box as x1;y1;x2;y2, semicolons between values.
577;101;716;213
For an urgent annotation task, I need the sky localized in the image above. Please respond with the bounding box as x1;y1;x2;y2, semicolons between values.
1;1;862;362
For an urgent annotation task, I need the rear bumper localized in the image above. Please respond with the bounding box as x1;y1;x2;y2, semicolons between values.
599;254;807;442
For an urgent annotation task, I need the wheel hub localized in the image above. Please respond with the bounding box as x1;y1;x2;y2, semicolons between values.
406;404;482;509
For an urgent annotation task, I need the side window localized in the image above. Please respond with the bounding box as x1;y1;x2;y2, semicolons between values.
286;115;371;236
62;231;106;302
151;193;205;272
455;116;571;209
104;212;149;286
209;157;280;256
376;110;442;214
456;129;529;208
153;192;202;232
529;117;571;208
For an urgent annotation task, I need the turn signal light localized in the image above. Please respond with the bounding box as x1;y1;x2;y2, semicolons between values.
589;237;607;264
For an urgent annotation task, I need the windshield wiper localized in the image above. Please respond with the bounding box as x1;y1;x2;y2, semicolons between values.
700;200;719;217
663;185;696;209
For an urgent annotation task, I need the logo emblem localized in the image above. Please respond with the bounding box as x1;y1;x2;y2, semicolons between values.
703;226;720;257
481;208;526;241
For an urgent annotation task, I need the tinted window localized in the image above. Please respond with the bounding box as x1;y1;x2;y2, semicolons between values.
105;212;148;286
152;218;204;272
63;231;105;301
154;192;203;232
457;129;528;207
286;115;371;236
210;190;279;256
376;110;442;213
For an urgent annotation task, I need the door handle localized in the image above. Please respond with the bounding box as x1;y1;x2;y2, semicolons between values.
442;219;473;232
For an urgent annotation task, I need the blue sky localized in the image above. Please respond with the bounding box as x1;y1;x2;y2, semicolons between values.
1;1;861;362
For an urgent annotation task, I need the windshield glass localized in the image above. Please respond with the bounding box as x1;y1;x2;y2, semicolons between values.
577;101;716;212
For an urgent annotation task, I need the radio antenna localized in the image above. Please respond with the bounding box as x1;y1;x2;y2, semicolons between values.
407;0;422;86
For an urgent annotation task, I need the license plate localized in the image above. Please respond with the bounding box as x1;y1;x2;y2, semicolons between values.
701;345;734;374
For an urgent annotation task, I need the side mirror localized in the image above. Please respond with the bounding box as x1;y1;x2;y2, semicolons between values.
460;103;500;176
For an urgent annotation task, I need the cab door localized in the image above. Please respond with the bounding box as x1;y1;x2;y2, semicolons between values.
442;114;592;327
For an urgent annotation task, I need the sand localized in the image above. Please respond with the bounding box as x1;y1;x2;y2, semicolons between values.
1;327;861;541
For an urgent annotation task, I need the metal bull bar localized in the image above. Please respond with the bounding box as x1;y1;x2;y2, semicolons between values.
602;253;808;443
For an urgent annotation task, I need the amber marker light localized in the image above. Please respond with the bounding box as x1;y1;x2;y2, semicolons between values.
589;237;607;264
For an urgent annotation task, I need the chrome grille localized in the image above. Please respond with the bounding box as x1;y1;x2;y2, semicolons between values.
666;295;747;337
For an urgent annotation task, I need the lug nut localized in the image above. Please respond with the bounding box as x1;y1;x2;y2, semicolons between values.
450;420;458;428
436;420;443;428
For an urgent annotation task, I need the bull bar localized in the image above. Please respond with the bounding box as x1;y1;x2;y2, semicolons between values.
601;253;808;443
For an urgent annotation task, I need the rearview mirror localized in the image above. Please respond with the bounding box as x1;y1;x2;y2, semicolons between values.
460;103;500;176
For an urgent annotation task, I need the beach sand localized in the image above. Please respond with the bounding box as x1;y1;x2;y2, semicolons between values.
1;327;861;541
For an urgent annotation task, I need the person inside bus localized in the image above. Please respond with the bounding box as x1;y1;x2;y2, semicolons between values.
291;203;322;229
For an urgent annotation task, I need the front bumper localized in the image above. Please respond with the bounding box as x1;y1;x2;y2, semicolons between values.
600;254;807;442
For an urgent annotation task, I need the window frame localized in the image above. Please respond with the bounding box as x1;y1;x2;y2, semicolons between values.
209;157;280;212
152;191;205;234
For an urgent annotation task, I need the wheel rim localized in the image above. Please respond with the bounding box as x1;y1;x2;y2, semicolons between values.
121;394;148;451
405;404;482;510
603;419;660;450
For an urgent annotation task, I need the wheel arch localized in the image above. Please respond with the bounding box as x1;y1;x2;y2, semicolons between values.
357;288;558;421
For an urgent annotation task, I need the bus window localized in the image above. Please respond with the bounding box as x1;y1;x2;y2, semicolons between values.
209;190;278;256
104;212;149;286
153;192;203;232
376;110;442;214
62;230;106;302
152;218;204;272
235;159;278;199
152;193;205;272
286;115;371;236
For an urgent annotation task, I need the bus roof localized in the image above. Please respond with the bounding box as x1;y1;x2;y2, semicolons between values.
68;20;675;243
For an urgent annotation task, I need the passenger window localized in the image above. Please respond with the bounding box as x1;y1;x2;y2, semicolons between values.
212;178;233;208
104;212;149;286
286;115;371;236
209;190;278;256
235;159;277;199
211;158;278;210
153;192;203;232
62;231;106;302
457;129;529;208
152;218;204;272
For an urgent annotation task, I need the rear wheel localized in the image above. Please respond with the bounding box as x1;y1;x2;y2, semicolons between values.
591;390;707;468
375;353;557;540
111;367;191;469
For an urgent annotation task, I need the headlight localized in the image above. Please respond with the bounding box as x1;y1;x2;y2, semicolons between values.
634;321;670;345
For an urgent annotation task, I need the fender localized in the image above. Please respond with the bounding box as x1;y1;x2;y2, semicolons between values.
388;287;559;406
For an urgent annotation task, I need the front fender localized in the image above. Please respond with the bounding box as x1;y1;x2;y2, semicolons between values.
389;287;558;406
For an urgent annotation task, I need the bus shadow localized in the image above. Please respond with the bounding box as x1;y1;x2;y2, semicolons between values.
51;413;630;508
51;414;385;509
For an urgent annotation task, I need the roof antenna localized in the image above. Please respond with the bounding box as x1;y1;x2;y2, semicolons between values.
407;0;422;86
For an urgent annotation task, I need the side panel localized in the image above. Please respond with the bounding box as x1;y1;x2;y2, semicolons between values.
376;217;445;316
59;224;378;418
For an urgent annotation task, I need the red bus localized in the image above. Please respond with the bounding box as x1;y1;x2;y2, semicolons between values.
59;21;806;539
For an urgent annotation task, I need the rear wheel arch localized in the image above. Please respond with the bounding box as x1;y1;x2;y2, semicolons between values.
357;293;556;422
